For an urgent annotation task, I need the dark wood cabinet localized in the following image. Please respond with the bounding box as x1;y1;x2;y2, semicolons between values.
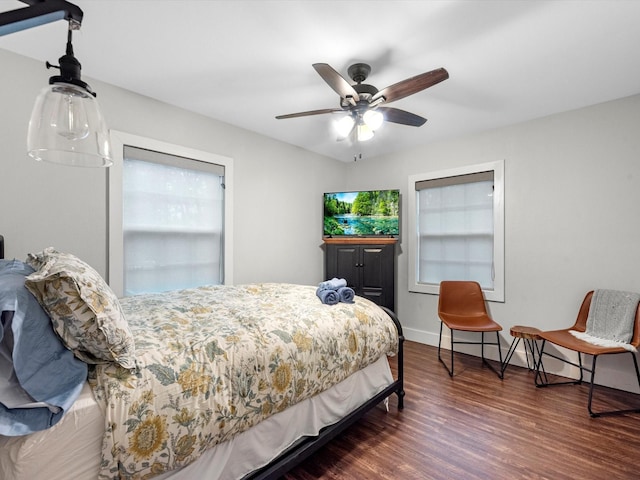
324;238;397;311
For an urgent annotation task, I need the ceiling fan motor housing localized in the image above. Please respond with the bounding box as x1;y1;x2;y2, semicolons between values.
347;63;371;83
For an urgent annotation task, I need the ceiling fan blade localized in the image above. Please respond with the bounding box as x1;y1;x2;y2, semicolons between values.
313;63;360;104
372;68;449;104
377;107;427;127
276;108;343;120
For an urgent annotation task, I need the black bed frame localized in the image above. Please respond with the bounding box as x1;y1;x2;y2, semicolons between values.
246;306;405;479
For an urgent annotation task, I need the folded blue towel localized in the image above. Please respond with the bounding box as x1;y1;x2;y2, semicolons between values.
316;287;340;305
318;277;347;291
338;286;355;303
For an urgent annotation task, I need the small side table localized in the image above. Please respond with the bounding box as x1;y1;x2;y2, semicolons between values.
502;325;547;382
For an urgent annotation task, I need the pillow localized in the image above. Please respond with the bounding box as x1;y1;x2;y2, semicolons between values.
24;248;136;370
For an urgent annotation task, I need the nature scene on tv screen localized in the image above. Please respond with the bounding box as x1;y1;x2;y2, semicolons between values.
324;190;399;236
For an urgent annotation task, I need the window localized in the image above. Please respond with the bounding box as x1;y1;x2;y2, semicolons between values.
407;160;504;302
108;132;233;297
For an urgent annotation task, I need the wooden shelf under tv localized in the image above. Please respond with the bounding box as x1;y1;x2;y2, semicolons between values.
323;237;398;245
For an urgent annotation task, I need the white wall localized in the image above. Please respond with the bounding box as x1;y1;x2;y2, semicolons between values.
347;93;640;392
0;48;348;285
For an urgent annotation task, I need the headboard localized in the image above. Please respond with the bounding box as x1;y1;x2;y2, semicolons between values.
0;235;4;259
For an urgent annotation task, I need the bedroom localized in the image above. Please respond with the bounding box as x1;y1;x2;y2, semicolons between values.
1;0;640;478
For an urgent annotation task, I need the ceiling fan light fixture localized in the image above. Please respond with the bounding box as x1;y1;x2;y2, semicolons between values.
335;115;355;138
356;122;374;142
363;109;383;130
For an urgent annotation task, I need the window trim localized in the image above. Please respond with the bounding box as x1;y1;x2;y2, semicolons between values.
407;160;504;302
108;131;234;297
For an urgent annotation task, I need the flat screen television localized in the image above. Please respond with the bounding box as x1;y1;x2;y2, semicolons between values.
323;189;400;237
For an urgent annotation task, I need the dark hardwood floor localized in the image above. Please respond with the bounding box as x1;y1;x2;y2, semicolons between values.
283;341;640;479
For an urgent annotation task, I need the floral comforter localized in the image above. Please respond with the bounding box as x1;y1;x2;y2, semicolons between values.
88;283;398;479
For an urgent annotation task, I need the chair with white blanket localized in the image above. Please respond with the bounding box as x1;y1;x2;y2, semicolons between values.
536;290;640;417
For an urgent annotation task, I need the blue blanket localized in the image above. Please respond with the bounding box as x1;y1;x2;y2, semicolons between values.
0;260;87;436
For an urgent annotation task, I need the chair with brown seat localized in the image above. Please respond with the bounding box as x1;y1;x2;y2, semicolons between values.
536;290;640;417
437;280;504;378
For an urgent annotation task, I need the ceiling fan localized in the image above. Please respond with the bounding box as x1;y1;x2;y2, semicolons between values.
275;62;449;141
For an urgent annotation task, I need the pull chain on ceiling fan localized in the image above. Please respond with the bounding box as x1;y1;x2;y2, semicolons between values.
276;62;449;142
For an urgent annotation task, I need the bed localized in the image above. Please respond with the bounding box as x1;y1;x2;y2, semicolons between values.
0;247;404;480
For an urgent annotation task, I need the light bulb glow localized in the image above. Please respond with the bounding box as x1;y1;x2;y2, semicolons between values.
335;115;355;138
357;123;374;142
363;109;383;130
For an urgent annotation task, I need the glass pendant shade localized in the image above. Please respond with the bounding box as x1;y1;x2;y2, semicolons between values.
27;81;112;167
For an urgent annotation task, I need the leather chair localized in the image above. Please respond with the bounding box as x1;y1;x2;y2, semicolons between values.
536;291;640;417
437;280;504;378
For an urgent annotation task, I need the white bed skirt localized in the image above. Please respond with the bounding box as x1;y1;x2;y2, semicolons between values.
0;355;393;480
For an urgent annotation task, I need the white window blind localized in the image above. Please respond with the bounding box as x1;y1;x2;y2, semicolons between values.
416;171;494;288
408;161;504;302
122;146;225;296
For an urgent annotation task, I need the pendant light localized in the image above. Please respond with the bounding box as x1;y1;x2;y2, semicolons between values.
0;0;111;167
27;25;111;167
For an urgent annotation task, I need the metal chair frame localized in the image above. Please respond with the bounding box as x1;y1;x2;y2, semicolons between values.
438;324;504;379
535;341;640;417
534;291;640;417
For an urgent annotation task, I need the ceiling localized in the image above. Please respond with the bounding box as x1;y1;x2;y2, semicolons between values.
1;0;640;162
